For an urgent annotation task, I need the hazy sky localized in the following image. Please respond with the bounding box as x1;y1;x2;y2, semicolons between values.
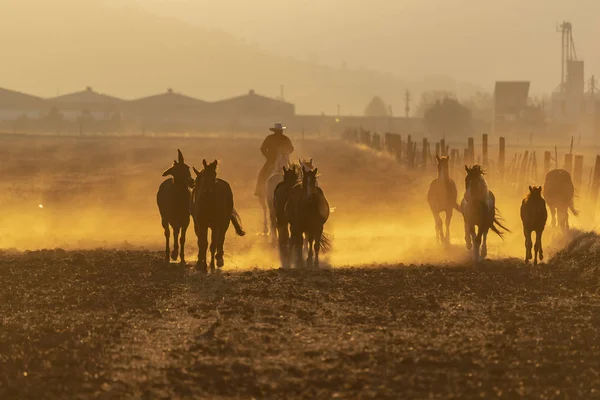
133;0;599;94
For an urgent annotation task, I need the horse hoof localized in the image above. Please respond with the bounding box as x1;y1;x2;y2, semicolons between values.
196;261;207;273
539;253;544;260
179;260;186;266
170;250;178;261
217;258;224;268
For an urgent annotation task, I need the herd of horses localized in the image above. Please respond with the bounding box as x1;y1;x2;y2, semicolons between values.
428;155;578;265
157;149;330;271
157;147;578;271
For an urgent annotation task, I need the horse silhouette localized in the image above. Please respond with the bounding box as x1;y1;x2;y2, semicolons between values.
285;166;331;268
257;152;291;236
265;153;291;244
427;155;460;244
461;165;509;263
543;169;578;231
273;165;300;268
191;159;245;272
520;185;548;265
157;149;194;264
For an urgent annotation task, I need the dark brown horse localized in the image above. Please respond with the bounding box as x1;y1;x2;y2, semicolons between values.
520;185;548;265
460;165;509;263
157;149;194;264
543;169;578;231
273;165;300;268
191;159;245;272
285;167;331;267
427;155;460;244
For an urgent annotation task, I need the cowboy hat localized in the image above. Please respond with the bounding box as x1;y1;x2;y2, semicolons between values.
269;122;286;132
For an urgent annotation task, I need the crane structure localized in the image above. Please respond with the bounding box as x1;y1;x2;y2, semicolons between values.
558;21;578;90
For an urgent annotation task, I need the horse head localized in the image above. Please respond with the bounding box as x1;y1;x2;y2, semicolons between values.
464;165;487;201
162;149;194;188
527;185;543;199
302;166;319;201
193;159;218;196
436;155;450;179
299;158;315;172
282;165;299;185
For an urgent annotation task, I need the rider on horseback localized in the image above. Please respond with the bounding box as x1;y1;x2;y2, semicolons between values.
254;122;294;196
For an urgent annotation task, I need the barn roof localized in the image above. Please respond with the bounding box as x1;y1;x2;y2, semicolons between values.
0;87;47;108
215;89;293;106
130;89;207;106
49;86;123;104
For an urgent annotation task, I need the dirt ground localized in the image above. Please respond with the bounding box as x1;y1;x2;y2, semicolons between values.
1;134;599;399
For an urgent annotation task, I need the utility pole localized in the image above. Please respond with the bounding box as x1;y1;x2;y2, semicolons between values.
404;90;411;118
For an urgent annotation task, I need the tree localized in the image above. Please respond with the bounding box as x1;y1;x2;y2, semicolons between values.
415;91;456;117
364;96;389;117
424;97;473;139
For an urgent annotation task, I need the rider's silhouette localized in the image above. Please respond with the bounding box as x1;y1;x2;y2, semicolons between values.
255;122;294;196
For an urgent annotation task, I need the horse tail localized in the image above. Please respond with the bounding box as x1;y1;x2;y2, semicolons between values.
569;200;579;217
230;209;246;237
318;232;332;253
490;214;510;239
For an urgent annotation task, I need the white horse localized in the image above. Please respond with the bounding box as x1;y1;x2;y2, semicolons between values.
264;152;291;241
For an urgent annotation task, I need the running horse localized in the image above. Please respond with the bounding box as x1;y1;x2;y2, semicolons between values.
157;149;195;264
520;185;548;265
427;155;460;244
461;165;509;263
543;169;578;231
264;152;291;243
191;159;246;272
286;166;331;267
273;165;300;268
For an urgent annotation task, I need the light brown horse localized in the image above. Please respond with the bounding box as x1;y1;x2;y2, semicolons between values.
520;186;548;265
427;155;460;244
543;169;578;231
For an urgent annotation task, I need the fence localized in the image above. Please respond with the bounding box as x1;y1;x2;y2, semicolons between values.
341;127;600;211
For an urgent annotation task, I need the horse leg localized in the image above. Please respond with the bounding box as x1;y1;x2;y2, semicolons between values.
180;217;189;265
258;195;268;235
473;227;482;262
162;218;170;263
306;232;314;268
445;209;453;245
534;230;543;264
216;229;226;268
314;226;323;267
433;212;443;243
209;228;218;270
481;229;488;259
464;222;473;250
524;228;533;263
171;226;180;261
277;223;290;268
269;205;278;247
551;206;557;228
290;224;303;268
196;225;208;272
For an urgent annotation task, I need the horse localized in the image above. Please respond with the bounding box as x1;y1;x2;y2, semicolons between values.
191;159;245;272
520;185;548;265
460;165;509;263
156;149;195;264
285;166;331;268
273;165;300;268
427;155;460;244
543;169;578;231
264;152;291;244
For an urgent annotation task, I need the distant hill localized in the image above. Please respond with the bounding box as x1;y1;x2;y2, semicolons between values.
0;0;481;115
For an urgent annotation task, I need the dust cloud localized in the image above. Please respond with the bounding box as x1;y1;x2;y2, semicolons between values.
0;134;590;268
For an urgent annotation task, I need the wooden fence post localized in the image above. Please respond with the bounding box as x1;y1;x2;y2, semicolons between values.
564;153;573;175
435;142;440;157
468;137;474;166
573;155;584;192
590;155;600;209
519;151;530;192
440;139;446;157
543;151;551;177
482;133;488;168
422;138;428;166
499;136;506;181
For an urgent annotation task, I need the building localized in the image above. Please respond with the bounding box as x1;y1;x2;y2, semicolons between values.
0;87;49;121
48;86;124;121
127;89;208;129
